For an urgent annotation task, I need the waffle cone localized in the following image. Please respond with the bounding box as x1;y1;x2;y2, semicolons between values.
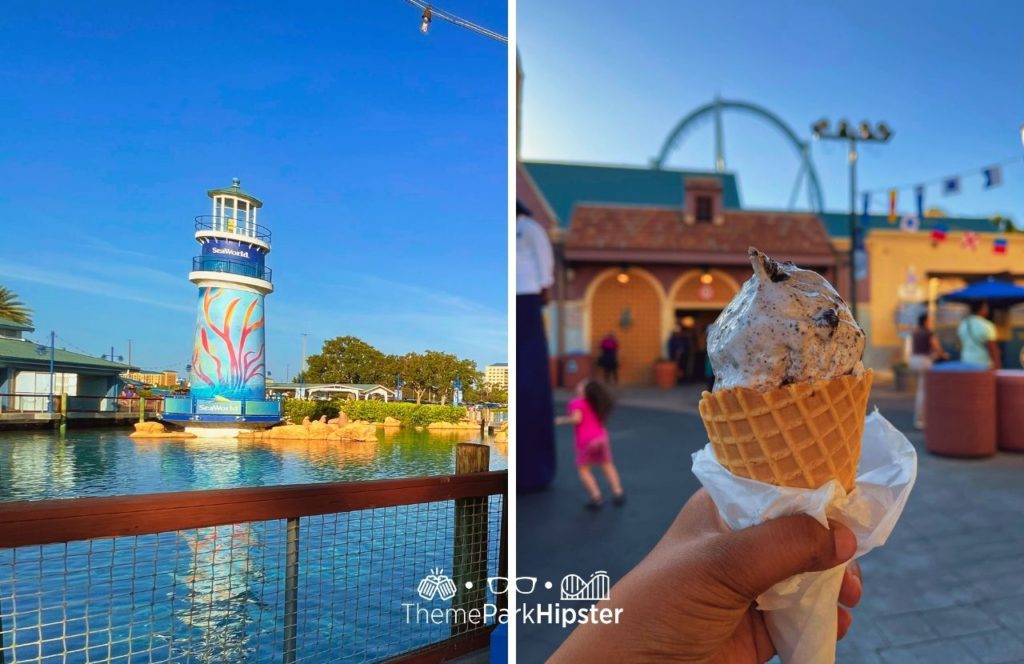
698;371;873;492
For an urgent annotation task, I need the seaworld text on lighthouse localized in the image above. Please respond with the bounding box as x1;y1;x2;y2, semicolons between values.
161;179;283;436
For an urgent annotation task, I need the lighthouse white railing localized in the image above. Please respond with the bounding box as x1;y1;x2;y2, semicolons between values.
195;216;272;243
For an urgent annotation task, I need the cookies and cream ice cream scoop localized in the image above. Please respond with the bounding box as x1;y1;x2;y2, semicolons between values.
707;247;864;392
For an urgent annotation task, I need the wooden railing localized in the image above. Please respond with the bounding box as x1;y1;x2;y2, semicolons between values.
0;472;507;548
0;459;508;664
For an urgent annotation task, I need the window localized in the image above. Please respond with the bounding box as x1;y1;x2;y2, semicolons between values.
695;196;713;223
13;371;78;411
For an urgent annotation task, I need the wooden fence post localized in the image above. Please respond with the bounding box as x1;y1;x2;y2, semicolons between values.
138;397;145;423
453;443;490;635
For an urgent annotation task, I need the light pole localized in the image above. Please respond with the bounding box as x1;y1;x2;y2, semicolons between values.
453;375;463;407
811;118;893;321
49;331;55;413
550;225;566;386
299;333;308;398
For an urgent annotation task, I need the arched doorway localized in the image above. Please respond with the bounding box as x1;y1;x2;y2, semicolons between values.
667;270;741;381
586;269;665;385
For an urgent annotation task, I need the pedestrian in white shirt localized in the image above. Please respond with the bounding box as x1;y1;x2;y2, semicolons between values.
517;203;554;301
957;300;999;369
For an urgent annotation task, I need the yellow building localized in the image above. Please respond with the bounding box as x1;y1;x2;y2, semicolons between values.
484;363;508;389
861;227;1021;364
122;369;179;388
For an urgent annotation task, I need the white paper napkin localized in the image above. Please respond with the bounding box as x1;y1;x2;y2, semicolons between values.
691;409;918;664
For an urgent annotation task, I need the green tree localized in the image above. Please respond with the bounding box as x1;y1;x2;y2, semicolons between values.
298;336;392;384
991;215;1016;233
448;358;482;405
0;286;31;325
397;352;433;404
466;381;507;404
394;351;479;404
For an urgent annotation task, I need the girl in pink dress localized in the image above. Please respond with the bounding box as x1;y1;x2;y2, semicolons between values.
555;379;625;510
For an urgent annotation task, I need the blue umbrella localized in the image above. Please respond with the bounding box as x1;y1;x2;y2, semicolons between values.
940;277;1024;306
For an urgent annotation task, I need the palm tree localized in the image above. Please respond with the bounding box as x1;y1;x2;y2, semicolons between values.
0;286;32;325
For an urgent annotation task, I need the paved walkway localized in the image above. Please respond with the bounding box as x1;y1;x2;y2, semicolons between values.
518;384;1024;663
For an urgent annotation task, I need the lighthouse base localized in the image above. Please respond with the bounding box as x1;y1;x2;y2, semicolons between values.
161;396;283;438
182;423;270;439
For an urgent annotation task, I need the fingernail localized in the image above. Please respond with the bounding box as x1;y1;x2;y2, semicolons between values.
831;522;857;562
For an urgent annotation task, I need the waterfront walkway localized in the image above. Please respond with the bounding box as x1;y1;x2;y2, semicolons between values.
518;383;1024;663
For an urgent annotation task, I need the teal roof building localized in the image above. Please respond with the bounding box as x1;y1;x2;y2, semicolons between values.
0;317;135;422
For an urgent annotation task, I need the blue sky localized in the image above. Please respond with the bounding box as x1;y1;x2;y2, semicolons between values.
519;1;1024;222
0;1;507;378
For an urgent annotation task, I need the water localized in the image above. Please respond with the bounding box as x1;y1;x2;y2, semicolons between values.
0;427;506;501
0;428;507;663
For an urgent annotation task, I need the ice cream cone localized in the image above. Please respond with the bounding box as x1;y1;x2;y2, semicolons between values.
698;371;873;492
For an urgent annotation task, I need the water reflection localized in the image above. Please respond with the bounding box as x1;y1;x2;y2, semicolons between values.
0;427;506;501
174;523;266;663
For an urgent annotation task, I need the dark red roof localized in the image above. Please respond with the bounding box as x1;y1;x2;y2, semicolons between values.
565;205;836;266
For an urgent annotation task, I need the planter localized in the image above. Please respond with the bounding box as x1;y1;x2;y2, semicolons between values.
653;360;678;390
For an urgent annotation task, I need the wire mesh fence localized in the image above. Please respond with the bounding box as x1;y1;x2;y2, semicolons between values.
0;472;506;664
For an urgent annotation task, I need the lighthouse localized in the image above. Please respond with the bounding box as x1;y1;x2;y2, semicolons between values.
162;179;282;434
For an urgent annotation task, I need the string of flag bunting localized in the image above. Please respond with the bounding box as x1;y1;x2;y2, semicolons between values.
859;155;1022;254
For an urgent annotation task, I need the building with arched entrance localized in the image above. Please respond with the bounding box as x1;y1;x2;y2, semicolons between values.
521;163;838;385
520;158;1015;385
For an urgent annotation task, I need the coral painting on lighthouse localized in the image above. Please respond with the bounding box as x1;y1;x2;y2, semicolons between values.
190;286;266;400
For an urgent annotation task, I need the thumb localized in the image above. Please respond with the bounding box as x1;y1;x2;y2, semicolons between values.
708;515;857;602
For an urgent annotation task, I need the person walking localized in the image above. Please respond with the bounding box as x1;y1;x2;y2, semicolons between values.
516;199;557;492
957;300;999;369
555;379;625;510
909;313;949;429
597;331;620;384
667;324;689;383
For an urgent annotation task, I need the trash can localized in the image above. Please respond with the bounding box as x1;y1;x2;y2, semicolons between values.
1006;304;1024;369
996;369;1024;452
925;362;996;458
561;353;592;391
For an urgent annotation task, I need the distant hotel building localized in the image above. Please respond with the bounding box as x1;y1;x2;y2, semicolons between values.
485;363;508;389
122;369;179;388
